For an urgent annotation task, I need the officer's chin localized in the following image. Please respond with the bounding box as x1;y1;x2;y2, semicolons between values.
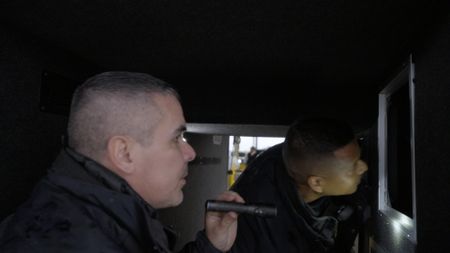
348;185;359;195
340;185;358;196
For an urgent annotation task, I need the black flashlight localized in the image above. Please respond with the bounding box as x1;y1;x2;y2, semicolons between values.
205;200;277;218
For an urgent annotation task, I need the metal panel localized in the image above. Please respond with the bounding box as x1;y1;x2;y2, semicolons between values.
375;55;416;253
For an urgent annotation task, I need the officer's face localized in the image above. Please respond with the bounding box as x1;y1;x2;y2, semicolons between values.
130;94;196;208
320;140;368;196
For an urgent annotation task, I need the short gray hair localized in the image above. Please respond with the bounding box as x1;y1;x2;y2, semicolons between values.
67;71;179;158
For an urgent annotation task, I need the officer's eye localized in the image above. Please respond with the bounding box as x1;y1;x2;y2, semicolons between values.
177;131;187;143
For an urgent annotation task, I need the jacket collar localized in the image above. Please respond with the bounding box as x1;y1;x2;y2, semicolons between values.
273;145;338;251
47;147;174;252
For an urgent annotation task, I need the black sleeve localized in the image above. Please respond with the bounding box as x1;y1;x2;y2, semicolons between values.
228;215;258;253
178;230;223;253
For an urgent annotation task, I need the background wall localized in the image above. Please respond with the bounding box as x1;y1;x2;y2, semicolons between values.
0;25;96;219
414;11;450;253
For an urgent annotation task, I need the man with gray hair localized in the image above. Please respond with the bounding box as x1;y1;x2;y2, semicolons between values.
0;71;244;252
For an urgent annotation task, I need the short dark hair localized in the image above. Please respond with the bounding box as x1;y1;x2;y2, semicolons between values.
67;71;179;158
282;118;355;183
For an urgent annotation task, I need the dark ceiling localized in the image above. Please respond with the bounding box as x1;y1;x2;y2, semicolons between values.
0;0;447;132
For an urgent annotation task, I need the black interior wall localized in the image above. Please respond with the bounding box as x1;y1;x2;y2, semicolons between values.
0;26;96;219
414;11;450;253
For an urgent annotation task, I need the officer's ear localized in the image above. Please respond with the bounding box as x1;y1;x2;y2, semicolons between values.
106;135;135;175
307;175;325;194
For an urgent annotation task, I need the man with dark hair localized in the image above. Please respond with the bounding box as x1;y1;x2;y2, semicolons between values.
0;71;244;252
230;118;369;253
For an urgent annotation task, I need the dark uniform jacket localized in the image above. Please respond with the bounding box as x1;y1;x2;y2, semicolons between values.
0;148;221;253
230;144;369;253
